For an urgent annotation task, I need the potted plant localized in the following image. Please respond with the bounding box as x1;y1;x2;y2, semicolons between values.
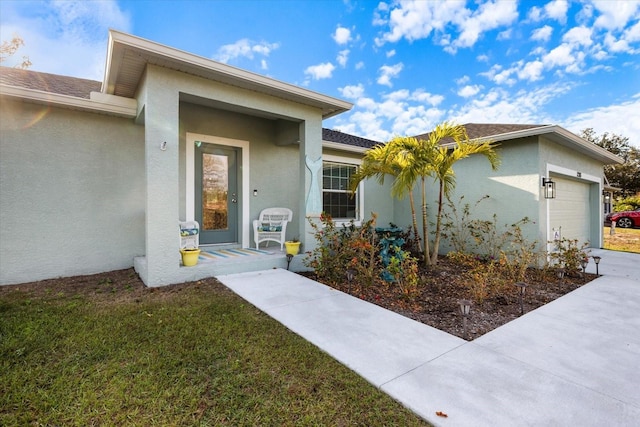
180;247;201;266
284;237;301;255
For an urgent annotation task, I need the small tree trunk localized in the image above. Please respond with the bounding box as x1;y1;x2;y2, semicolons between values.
421;177;431;266
431;179;445;266
408;190;422;252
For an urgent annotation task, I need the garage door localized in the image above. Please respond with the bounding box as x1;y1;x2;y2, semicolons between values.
549;176;591;246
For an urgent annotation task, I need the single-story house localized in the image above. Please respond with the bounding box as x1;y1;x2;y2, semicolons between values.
0;30;621;287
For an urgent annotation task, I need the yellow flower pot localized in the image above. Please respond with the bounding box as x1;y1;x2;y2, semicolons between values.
284;241;301;255
180;248;201;267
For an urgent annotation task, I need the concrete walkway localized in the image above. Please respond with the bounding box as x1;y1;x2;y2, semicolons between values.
217;248;640;426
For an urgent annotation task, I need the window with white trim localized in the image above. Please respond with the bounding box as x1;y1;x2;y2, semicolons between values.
322;161;360;220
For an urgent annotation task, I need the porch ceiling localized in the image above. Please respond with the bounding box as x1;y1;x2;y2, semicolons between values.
103;30;352;119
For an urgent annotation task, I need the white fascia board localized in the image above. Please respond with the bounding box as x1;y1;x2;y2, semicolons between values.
106;30;352;115
0;84;137;118
440;124;623;165
322;141;369;154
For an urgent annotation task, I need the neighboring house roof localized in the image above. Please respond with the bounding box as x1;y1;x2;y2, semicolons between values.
322;128;381;151
414;122;622;165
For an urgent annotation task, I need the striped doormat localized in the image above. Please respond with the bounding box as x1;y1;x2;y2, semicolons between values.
199;247;273;262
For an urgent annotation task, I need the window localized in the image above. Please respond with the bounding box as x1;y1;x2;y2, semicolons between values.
322;161;359;220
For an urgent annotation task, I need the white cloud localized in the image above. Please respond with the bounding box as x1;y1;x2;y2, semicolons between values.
526;0;568;23
604;33;631;53
304;62;336;80
543;43;575;68
592;0;640;30
339;84;365;100
518;60;545;81
544;0;569;23
215;39;280;63
450;84;572;125
260;59;268;70
355;61;365;70
458;84;481;98
531;25;553;42
333;26;352;44
386;49;396;58
562;26;593;47
374;0;517;53
456;75;471;85
450;0;519;52
377;62;404;86
410;89;445;106
337;49;350;67
477;53;490;62
0;0;131;79
563;94;640;148
497;29;512;41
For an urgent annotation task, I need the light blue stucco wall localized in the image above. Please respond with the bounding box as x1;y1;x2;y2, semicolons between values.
179;102;302;243
0;99;145;285
136;65;326;286
391;135;606;255
538;136;604;247
392;138;543;254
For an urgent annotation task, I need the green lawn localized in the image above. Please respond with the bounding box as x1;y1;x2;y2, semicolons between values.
603;226;640;253
0;271;429;426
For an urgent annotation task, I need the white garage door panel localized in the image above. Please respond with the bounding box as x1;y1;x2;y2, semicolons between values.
549;177;591;245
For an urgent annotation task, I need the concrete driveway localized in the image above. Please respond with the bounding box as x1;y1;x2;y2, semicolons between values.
217;248;640;426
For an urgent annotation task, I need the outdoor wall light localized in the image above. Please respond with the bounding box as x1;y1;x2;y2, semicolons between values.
603;190;611;203
542;177;556;199
514;282;527;315
160;141;167;151
253;189;258;197
458;299;471;339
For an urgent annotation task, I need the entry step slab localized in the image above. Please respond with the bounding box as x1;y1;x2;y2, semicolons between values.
217;268;465;387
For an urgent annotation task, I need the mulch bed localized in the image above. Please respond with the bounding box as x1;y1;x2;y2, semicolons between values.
300;257;594;340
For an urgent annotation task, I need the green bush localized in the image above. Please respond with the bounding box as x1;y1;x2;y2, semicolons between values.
304;213;420;299
614;196;640;212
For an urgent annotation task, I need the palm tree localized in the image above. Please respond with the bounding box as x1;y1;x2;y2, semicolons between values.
350;138;423;254
427;122;501;265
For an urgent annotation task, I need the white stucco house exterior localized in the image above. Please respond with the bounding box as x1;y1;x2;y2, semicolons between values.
0;30;621;287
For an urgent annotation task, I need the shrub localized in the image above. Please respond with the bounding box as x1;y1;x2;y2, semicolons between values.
304;213;379;287
304;214;421;300
548;237;590;276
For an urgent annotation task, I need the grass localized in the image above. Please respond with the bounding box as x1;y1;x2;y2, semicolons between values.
0;272;429;426
603;226;640;253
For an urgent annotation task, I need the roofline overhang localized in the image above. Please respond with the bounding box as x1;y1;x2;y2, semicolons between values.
441;124;623;165
0;84;137;118
104;30;353;119
322;140;370;154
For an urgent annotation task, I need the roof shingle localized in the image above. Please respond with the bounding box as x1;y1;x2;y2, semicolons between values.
0;66;101;99
322;128;381;149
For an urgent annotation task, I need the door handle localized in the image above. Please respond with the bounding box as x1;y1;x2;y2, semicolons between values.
231;193;237;203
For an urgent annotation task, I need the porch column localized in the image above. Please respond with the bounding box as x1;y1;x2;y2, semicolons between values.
142;75;180;286
298;118;323;254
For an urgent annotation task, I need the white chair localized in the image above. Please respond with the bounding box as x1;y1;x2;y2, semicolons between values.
179;221;200;249
253;208;293;251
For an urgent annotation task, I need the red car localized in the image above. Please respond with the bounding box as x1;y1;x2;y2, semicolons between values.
606;208;640;228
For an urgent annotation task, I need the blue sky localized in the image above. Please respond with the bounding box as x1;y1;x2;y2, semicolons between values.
1;0;639;147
